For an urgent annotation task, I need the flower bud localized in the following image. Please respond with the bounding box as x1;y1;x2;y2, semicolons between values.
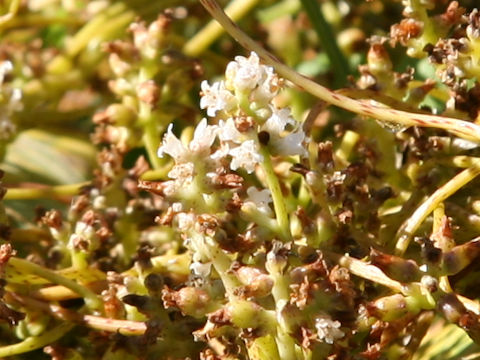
266;241;288;275
367;41;392;75
437;293;466;323
367;294;409;321
370;248;421;282
441;238;480;275
162;286;212;318
235;266;273;298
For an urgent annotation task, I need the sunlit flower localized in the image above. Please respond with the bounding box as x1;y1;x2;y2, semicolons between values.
176;212;196;232
225;52;265;92
261;106;295;135
158;119;217;162
200;80;237;117
251;66;280;103
190;261;212;278
269;129;307;157
228;139;263;173
189;118;218;154
217;118;243;143
168;162;195;183
157;123;188;161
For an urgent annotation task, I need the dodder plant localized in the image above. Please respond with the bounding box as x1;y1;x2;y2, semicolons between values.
2;0;480;359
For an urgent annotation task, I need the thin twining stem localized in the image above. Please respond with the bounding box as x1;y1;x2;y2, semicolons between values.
7;257;102;310
395;160;480;255
199;0;480;143
9;293;147;335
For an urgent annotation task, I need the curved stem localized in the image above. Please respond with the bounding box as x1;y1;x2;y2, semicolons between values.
0;322;74;357
7;257;102;311
142;120;163;170
395;160;480;255
199;0;480;142
259;146;291;242
4;181;90;200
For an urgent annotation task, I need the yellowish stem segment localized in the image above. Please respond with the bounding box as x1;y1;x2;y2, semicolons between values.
4;181;90;200
0;322;74;357
7;258;102;310
259;146;291;242
396;160;480;255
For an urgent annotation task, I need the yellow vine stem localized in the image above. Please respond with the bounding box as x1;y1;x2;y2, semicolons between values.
4;181;90;200
7;257;102;311
0;322;74;357
395;159;480;255
199;0;480;143
9;293;147;336
432;204;454;294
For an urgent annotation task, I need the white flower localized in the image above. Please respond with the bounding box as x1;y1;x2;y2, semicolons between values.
217;118;242;143
315;315;344;344
189;118;218;154
158;119;217;162
245;187;272;214
228;139;263;173
261;106;295;136
269;129;307;157
225;52;264;91
200;80;236;117
251;66;280;103
260;106;306;157
157;123;188;161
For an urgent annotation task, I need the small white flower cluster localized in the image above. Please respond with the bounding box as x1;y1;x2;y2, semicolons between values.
314;314;345;344
0;61;22;141
157;52;306;197
157;118;218;196
202;52;307;172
